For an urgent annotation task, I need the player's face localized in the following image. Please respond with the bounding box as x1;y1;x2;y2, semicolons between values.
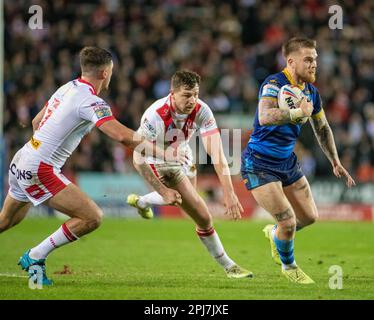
292;48;317;83
103;61;113;90
171;85;199;114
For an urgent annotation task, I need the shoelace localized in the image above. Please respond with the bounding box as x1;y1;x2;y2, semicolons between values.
297;272;307;281
229;266;241;274
291;269;306;281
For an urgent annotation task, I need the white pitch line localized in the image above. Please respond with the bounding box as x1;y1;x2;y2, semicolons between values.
0;273;28;278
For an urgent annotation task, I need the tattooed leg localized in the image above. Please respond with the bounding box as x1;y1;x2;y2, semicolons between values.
274;207;296;240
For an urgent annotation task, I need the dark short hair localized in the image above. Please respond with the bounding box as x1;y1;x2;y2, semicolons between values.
79;46;112;74
282;37;316;58
171;70;201;91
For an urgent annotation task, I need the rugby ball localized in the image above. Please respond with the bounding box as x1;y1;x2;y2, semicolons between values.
278;85;308;124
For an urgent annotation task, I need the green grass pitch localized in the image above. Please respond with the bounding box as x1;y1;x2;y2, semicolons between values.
0;218;373;299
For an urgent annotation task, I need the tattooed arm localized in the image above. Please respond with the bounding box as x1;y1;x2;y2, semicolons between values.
258;98;290;125
258;97;313;126
310;111;355;188
309;111;338;164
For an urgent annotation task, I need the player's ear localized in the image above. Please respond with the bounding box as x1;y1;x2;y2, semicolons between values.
287;57;295;69
100;63;112;80
96;68;106;80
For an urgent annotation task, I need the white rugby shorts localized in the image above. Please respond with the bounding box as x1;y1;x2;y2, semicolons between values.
149;162;197;187
8;149;71;206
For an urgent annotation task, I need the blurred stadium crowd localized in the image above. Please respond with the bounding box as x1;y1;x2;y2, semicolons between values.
4;0;374;182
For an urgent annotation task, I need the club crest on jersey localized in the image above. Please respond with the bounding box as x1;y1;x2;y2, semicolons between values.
93;105;112;119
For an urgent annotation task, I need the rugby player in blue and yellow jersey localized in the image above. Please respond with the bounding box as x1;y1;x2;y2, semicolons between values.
241;38;355;284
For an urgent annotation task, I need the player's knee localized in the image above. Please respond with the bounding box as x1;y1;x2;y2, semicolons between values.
86;208;103;231
304;211;318;226
0;217;11;233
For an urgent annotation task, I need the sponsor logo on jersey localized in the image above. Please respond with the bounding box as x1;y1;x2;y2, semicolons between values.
30;136;42;150
143;118;156;135
142;118;157;140
262;84;279;97
204;118;216;128
10;163;32;180
90;101;108;107
93;105;112;119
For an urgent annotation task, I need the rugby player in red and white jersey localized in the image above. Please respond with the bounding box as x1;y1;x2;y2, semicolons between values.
128;70;253;278
0;47;183;285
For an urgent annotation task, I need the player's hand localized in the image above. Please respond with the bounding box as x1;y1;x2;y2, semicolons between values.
160;188;182;206
333;162;356;188
164;146;189;165
299;97;313;117
223;191;244;221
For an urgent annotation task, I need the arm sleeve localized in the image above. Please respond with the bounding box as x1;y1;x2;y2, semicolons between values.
311;88;323;119
198;105;219;137
259;78;281;100
79;97;115;127
137;112;161;142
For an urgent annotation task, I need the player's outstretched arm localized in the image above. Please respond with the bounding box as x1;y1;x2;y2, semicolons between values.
132;151;182;206
259;97;313;126
100;120;182;205
202;131;244;220
99;118;146;149
99;119;186;163
310;111;356;188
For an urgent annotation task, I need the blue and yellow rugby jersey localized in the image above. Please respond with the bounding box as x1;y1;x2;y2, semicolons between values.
246;68;324;160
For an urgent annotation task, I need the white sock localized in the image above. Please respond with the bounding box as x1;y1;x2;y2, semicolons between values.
282;262;298;270
137;191;167;209
196;227;235;270
29;223;79;260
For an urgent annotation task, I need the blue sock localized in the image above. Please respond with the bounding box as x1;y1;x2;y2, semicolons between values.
273;232;295;266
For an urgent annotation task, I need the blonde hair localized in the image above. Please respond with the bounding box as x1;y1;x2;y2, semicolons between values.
282;37;316;58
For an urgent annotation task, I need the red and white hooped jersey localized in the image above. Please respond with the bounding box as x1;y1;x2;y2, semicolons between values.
21;78;114;169
137;94;219;164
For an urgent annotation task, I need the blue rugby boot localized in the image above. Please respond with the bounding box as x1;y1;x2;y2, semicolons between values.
18;250;54;286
